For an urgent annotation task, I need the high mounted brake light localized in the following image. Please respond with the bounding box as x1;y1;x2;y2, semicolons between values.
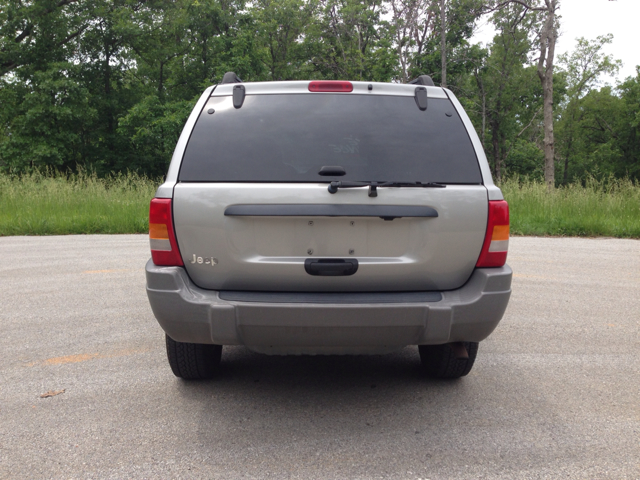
476;200;509;268
308;81;353;93
149;198;184;266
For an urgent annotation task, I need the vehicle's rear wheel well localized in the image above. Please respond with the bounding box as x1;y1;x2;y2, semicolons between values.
418;342;478;379
165;335;222;380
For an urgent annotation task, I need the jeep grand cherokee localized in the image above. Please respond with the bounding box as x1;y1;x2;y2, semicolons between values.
145;74;512;380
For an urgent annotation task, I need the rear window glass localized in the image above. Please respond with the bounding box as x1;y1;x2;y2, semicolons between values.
179;94;482;184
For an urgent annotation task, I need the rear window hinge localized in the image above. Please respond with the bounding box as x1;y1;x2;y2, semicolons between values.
233;85;245;109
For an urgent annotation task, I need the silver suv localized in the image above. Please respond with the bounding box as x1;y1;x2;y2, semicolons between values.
146;74;512;380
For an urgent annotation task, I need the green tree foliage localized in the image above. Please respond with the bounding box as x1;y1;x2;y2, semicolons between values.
252;0;318;80
0;0;638;182
616;69;640;177
555;70;640;182
556;34;621;183
303;0;396;81
388;0;482;85
0;0;88;77
0;63;96;170
476;4;541;180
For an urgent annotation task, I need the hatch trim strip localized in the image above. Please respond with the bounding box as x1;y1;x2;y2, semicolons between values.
224;204;438;219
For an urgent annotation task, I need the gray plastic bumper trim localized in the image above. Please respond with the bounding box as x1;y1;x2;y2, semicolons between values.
145;259;512;353
218;291;442;304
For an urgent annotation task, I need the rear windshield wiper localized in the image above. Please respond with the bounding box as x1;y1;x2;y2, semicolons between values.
328;181;446;197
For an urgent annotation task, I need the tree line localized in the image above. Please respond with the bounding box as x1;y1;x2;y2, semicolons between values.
1;0;638;184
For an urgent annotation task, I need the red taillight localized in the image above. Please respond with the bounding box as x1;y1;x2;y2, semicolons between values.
308;81;353;93
476;200;509;268
149;198;184;266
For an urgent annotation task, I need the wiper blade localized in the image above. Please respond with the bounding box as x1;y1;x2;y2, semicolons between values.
327;181;446;197
378;181;447;188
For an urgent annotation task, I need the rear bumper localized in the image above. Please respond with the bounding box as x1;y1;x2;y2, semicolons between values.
145;259;512;355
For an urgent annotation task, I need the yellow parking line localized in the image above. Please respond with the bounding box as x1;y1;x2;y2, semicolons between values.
82;269;134;274
30;353;99;366
27;348;151;367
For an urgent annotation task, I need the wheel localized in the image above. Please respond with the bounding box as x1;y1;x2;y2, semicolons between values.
165;334;222;380
418;342;479;379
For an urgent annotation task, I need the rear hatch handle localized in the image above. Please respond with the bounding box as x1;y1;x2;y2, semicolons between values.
304;259;358;276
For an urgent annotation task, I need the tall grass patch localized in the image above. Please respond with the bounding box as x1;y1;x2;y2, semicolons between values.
501;176;640;238
0;170;158;235
1;172;639;237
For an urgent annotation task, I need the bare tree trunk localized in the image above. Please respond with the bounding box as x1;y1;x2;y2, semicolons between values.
480;92;486;148
158;61;164;99
441;0;446;87
390;0;437;84
104;43;114;153
491;120;501;180
476;72;486;146
489;0;559;188
563;138;571;184
537;0;558;190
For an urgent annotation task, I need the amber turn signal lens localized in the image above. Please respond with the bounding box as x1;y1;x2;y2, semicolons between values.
492;224;510;241
476;200;509;267
149;198;184;266
149;223;169;240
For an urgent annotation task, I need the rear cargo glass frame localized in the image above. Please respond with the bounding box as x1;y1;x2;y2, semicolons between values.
178;93;483;185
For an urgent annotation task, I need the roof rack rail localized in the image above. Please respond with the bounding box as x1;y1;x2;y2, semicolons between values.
221;72;243;84
408;75;435;87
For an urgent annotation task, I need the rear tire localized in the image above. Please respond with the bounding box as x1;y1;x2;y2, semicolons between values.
419;342;478;379
165;335;222;380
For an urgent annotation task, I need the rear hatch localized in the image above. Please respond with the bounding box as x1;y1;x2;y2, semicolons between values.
173;83;488;292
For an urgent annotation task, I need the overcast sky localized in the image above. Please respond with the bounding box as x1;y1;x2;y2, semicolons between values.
471;0;640;84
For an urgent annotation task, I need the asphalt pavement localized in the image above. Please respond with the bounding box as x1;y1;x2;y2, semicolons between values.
0;235;638;479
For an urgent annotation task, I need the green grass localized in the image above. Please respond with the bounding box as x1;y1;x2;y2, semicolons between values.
0;172;639;238
501;176;640;238
0;170;158;235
